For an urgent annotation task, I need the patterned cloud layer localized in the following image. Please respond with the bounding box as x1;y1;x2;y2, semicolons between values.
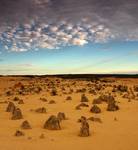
0;20;114;52
0;0;138;52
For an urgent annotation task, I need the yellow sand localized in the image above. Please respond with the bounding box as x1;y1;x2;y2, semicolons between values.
0;76;138;150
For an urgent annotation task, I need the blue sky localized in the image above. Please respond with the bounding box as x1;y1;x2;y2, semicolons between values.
0;0;138;75
0;41;138;75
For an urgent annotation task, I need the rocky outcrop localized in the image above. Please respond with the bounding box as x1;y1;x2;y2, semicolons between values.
21;120;32;129
11;108;23;120
79;120;90;137
90;105;101;113
44;115;61;130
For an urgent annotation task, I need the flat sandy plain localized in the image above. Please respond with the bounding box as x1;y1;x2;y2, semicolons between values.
0;76;138;150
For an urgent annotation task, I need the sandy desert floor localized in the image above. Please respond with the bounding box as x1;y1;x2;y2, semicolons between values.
0;76;138;150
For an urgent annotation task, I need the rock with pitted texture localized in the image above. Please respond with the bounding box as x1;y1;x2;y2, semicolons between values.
21;120;31;129
44;115;61;130
90;105;101;113
11;108;23;120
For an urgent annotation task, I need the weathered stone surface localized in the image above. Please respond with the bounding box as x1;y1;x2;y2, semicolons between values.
21;120;31;129
44;115;61;130
79;120;90;137
11;108;23;120
81;94;89;102
35;107;46;113
14;130;24;136
18;99;24;104
107;100;119;111
57;112;66;121
66;96;72;100
6;102;16;113
90;105;101;113
87;116;102;123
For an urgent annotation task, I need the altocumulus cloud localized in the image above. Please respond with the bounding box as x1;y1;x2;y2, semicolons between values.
0;0;138;52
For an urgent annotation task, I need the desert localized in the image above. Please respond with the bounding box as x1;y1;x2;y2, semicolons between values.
0;75;138;150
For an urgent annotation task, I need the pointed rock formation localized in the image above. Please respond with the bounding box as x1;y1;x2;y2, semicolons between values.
57;112;66;121
14;130;24;136
79;120;90;137
75;105;81;110
90;105;101;113
6;102;16;113
93;98;102;104
11;108;23;120
78;116;87;123
18;99;24;104
13;96;20;101
21;120;31;129
44;115;61;130
107;100;119;111
66;96;72;101
81;94;89;102
51;88;57;96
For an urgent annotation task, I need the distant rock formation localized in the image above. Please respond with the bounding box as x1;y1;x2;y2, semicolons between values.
6;102;16;113
81;94;89;102
90;105;101;113
87;116;102;123
49;100;56;104
11;108;23;120
57;112;66;121
18;99;24;104
107;100;119;111
35;107;46;113
21;120;32;129
39;133;45;139
78;116;87;123
79;119;90;137
66;96;72;100
14;130;24;136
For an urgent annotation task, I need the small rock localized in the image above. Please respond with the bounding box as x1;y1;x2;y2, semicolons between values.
35;107;46;113
14;130;24;136
81;94;89;102
39;133;45;139
87;116;102;123
49;100;56;104
90;105;101;113
21;120;32;129
18;99;24;104
107;100;119;111
66;96;72;101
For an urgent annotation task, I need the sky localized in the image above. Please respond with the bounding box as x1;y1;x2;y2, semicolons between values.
0;0;138;75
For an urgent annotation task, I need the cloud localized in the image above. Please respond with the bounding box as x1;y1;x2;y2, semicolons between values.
0;21;114;52
0;0;138;52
